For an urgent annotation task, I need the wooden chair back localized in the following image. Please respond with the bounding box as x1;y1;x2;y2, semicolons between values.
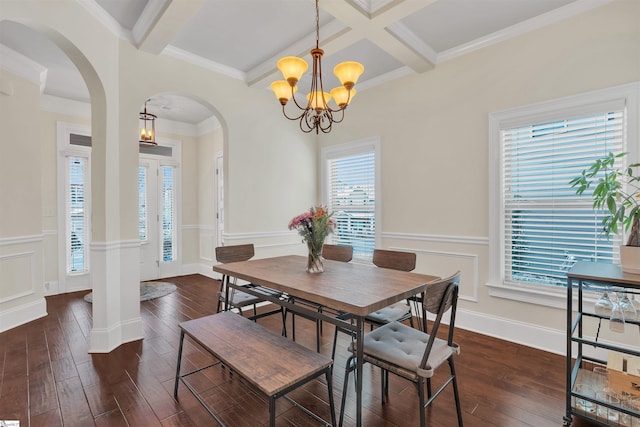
215;244;255;264
322;244;353;263
422;271;461;351
372;249;416;272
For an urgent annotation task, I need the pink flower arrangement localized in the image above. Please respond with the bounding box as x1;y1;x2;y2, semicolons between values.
288;206;336;249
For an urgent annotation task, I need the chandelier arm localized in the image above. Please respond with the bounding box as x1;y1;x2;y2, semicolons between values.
281;104;309;121
271;0;362;134
299;114;315;133
328;108;345;124
289;91;310;111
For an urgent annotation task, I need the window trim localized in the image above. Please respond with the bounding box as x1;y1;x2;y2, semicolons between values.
56;122;92;292
320;137;382;261
488;82;640;306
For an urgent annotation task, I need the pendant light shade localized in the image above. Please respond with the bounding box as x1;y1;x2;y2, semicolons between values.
277;56;309;86
330;86;356;108
139;99;157;146
333;61;364;89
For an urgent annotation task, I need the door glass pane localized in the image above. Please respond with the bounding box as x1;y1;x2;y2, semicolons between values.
139;166;148;241
161;165;175;262
68;156;87;272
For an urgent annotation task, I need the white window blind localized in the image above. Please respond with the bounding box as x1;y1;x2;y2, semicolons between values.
67;156;88;273
327;151;376;261
161;165;175;263
138;166;148;241
502;109;624;286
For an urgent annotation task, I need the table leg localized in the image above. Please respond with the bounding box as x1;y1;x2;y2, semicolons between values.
174;330;185;397
355;316;364;427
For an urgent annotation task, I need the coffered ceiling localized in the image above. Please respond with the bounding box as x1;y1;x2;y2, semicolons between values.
0;0;611;124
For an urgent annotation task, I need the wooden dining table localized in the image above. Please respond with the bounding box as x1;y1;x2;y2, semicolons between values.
212;254;438;426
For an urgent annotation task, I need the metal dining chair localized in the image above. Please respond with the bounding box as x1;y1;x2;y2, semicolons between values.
331;248;420;359
290;244;353;352
215;244;286;333
339;271;463;427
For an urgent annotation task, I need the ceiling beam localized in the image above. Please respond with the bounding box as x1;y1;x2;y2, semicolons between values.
247;0;437;88
135;0;205;54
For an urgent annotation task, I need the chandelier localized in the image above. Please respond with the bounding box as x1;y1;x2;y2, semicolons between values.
270;0;364;134
139;99;157;145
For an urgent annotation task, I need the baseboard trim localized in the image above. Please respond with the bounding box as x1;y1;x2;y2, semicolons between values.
0;297;47;333
88;316;144;353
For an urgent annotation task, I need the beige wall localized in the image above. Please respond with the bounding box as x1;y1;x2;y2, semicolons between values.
321;0;640;348
0;70;45;326
1;0;638;352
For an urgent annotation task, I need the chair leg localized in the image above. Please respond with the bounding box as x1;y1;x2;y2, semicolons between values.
418;377;426;427
427;378;432;398
380;368;389;404
339;356;355;427
331;326;340;360
326;369;337;427
449;357;464;426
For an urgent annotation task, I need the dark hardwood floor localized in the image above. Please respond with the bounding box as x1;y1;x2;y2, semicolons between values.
0;274;597;426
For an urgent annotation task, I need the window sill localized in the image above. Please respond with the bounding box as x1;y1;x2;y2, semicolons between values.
487;280;602;310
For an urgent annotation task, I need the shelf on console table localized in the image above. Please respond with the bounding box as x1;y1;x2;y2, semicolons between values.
565;262;640;426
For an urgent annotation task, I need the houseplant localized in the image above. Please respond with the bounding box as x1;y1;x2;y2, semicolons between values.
288;206;336;273
570;152;640;273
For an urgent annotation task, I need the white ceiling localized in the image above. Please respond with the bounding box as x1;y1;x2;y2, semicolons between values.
0;0;610;125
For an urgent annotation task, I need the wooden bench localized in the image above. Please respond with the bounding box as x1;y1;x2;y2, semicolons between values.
174;311;336;426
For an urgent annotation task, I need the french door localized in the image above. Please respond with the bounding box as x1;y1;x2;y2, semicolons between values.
139;158;179;280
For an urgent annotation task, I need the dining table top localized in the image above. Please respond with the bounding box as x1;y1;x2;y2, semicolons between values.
212;254;439;316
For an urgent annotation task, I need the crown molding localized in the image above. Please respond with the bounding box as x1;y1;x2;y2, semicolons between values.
355;65;413;91
40;94;91;119
155;117;198;137
196;116;222;135
437;0;615;64
0;44;47;92
386;22;438;65
76;0;134;43
162;45;246;82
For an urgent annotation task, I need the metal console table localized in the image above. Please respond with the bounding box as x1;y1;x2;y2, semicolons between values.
565;262;640;426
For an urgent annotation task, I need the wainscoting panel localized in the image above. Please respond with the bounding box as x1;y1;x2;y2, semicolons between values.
0;251;36;303
198;227;215;262
389;246;479;303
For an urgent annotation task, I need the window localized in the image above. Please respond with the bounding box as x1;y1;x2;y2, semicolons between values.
57;123;92;291
67;156;89;272
322;138;380;261
489;83;639;294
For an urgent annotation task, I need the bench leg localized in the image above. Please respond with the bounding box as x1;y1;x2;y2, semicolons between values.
269;396;276;427
174;330;185;397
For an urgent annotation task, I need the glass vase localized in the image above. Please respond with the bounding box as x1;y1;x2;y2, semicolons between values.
306;242;324;273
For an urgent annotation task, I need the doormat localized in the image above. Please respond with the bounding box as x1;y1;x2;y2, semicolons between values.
84;281;177;303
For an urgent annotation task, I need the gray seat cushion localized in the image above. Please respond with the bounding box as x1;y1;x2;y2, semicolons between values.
365;301;411;324
362;321;459;379
222;288;262;307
